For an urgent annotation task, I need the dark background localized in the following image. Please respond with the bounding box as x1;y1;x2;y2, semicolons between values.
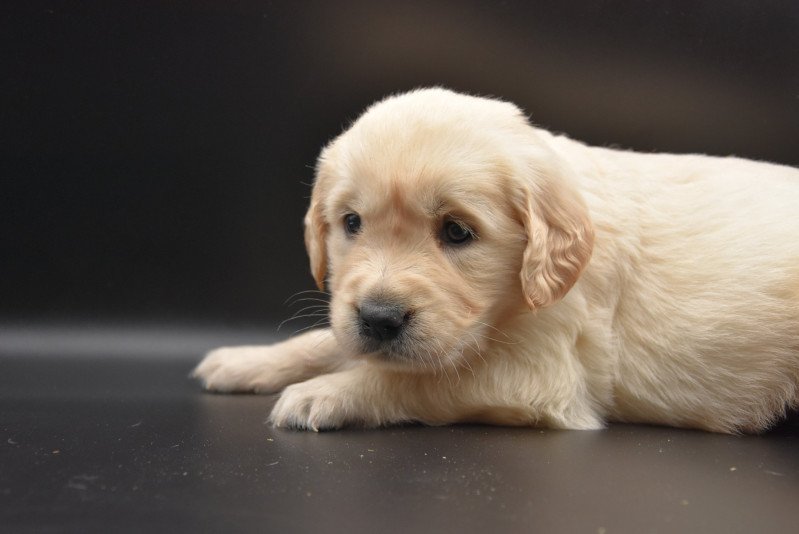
2;4;799;532
3;0;799;329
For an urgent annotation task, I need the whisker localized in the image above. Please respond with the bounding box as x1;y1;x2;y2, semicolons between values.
469;332;482;355
419;347;432;374
473;320;516;341
283;289;331;306
433;339;459;386
464;332;488;367
449;358;461;386
460;352;476;378
287;297;331;306
472;328;521;346
426;349;444;376
280;303;329;323
423;347;437;374
278;311;329;332
479;335;520;346
277;310;328;331
431;347;448;385
441;362;452;387
291;304;330;315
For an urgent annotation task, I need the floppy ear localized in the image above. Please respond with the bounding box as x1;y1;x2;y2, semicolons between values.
515;163;594;309
303;192;327;291
304;150;336;290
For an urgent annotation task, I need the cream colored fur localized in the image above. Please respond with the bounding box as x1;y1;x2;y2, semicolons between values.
193;88;799;433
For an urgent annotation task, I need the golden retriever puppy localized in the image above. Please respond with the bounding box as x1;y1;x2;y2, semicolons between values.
193;88;799;433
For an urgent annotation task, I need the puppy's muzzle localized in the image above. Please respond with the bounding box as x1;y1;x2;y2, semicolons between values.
358;299;409;343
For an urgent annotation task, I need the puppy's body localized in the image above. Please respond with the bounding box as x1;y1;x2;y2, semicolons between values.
194;89;799;433
557;141;799;431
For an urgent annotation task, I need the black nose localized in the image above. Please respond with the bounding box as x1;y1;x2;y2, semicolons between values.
358;300;408;342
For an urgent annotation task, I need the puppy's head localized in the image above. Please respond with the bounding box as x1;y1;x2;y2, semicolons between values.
305;88;593;368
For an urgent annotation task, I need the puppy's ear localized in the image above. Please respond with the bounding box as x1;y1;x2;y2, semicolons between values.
303;194;327;290
304;142;337;291
515;159;594;309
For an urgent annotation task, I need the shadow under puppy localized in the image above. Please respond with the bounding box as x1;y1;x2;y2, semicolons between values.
193;88;799;433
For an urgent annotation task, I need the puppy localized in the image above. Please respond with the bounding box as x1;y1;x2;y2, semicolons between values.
193;88;799;433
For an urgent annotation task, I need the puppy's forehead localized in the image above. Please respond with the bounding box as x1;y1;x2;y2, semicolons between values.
337;143;502;218
326;91;524;214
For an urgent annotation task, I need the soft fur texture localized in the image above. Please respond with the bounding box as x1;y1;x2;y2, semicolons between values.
193;88;799;433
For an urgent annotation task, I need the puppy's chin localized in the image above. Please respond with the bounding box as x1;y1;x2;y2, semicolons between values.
360;343;430;371
330;325;433;371
359;340;468;374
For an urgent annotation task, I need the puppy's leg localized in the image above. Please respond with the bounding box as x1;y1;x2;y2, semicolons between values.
269;365;421;430
192;328;351;394
269;350;606;431
268;364;542;431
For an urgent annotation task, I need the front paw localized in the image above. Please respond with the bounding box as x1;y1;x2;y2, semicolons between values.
269;375;368;431
192;346;287;394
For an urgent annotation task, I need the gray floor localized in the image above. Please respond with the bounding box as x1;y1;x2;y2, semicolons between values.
1;326;797;533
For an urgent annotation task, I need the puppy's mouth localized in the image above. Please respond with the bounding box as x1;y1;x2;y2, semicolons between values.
346;298;477;372
331;294;481;371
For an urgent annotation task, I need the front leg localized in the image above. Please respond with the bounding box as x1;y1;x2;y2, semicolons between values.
270;364;523;430
268;350;606;431
192;328;352;394
269;364;419;430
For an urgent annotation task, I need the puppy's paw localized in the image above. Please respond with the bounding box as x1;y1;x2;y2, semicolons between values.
192;346;291;394
269;374;370;431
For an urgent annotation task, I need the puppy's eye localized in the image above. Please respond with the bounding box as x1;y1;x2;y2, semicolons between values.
442;220;475;245
344;213;362;236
